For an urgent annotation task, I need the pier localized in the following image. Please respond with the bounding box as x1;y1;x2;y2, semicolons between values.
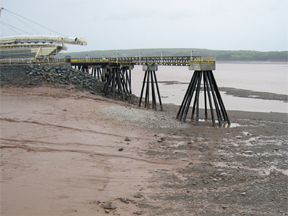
69;55;230;126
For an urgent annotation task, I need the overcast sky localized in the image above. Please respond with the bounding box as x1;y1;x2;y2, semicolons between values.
1;0;287;52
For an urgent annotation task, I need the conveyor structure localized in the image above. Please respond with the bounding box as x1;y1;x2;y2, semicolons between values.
0;36;87;60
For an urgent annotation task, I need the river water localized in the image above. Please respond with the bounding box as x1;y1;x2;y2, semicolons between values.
130;62;288;113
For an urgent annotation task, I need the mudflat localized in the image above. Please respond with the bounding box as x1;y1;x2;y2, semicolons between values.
1;86;287;216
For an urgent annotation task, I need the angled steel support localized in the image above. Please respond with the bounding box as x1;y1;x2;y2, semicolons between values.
177;70;230;126
138;64;163;111
102;65;132;101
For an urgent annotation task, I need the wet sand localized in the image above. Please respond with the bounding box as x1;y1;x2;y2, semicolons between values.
1;86;287;215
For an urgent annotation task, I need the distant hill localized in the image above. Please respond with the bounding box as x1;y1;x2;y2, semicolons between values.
58;48;288;62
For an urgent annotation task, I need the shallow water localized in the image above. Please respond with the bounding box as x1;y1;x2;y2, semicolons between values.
131;62;288;113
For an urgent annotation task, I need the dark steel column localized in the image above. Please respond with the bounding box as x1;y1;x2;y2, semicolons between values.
138;65;163;111
102;65;133;101
177;70;230;126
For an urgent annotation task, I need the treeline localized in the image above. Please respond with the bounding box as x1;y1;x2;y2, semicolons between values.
60;48;287;62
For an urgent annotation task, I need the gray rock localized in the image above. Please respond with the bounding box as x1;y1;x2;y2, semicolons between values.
102;202;116;210
125;137;131;141
243;150;253;155
134;193;143;198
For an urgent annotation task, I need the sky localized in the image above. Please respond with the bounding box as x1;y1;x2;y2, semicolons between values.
1;0;287;53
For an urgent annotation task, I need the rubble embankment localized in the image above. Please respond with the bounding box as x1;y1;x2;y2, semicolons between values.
0;64;104;95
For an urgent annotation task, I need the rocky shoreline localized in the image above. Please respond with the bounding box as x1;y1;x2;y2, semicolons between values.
0;64;104;93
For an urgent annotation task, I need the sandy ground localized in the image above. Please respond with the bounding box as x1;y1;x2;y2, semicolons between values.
1;86;287;216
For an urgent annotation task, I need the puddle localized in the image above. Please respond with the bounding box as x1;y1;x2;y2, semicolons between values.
243;131;252;136
214;162;288;176
214;122;242;128
222;123;241;128
195;119;242;128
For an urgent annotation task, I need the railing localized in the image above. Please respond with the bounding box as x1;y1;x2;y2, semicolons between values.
0;58;60;64
0;56;216;66
70;56;216;66
0;58;31;64
70;58;109;63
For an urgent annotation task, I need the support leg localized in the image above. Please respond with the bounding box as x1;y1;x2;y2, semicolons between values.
116;68;124;100
191;71;202;121
203;72;216;126
150;71;157;110
176;72;197;120
139;71;147;107
195;71;203;124
112;69;116;99
103;69;112;95
207;71;222;126
144;71;150;109
203;74;208;119
182;72;199;122
210;72;230;124
152;70;163;111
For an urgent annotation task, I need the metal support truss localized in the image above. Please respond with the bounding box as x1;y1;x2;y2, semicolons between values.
102;66;132;101
138;65;163;111
91;66;108;82
176;70;230;126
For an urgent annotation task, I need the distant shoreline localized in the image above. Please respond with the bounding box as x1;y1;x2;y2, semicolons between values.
217;60;288;64
59;48;288;62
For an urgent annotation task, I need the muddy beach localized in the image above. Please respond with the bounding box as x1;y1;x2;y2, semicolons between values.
0;65;287;215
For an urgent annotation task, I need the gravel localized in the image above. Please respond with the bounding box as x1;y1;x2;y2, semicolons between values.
97;105;190;129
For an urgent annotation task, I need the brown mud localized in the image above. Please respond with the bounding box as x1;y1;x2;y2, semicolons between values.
0;86;287;216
